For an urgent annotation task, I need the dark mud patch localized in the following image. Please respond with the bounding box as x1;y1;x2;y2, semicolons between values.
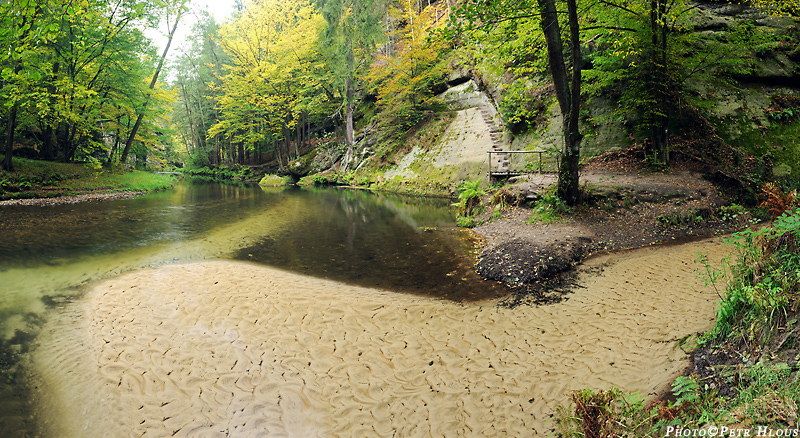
0;330;40;438
691;342;746;398
476;237;591;305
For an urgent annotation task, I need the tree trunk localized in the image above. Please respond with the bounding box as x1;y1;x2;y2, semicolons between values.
120;10;182;164
3;105;18;171
295;114;302;160
648;0;670;166
42;61;61;161
343;79;355;171
180;83;197;154
275;139;285;171
306;116;311;151
538;0;583;205
66;122;80;161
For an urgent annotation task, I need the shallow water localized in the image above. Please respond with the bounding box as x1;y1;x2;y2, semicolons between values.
0;180;502;436
32;240;729;437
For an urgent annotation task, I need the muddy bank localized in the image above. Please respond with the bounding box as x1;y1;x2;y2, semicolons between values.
30;238;728;437
471;170;752;299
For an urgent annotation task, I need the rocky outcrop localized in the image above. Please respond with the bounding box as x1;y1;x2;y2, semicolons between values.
341;1;799;188
692;1;799;86
381;79;502;188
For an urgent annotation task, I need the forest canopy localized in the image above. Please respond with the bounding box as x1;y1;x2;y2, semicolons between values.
2;0;797;186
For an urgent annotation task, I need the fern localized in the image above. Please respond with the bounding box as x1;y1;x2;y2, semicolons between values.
759;182;797;220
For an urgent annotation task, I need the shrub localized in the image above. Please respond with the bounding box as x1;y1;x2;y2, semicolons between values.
527;191;570;224
759;182;797;220
499;80;553;134
455;179;484;217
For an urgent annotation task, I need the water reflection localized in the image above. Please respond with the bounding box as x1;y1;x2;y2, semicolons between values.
1;180;511;342
236;188;506;301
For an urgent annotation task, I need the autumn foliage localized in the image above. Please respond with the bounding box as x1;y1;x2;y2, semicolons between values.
759;182;798;220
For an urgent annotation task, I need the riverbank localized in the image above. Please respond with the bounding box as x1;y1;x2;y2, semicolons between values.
31;238;727;437
551;206;800;437
0;191;146;206
0;157;177;202
469;165;757;303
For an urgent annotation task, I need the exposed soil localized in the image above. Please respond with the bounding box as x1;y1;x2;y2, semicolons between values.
690;320;800;401
471;158;759;304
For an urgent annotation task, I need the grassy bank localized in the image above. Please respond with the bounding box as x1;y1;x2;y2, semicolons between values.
0;157;177;200
555;203;800;437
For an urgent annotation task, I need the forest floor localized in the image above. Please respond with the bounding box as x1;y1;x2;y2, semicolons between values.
470;154;759;304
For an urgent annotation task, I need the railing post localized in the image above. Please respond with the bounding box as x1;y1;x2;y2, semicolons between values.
487;151;492;183
485;150;556;178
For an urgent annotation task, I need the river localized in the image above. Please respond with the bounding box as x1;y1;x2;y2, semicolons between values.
0;180;506;436
0;179;729;436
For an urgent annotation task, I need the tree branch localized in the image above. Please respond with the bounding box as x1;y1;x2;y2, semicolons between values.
583;25;638;32
597;0;641;18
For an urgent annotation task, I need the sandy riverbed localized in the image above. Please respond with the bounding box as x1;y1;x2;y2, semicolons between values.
31;238;729;437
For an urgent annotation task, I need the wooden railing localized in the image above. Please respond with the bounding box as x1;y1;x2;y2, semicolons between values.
486;150;560;181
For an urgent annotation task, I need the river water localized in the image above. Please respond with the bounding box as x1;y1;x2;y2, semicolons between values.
0;180;729;436
0;180;507;436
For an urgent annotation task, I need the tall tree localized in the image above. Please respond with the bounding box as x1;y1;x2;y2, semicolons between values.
447;0;583;204
0;0;56;170
365;0;451;143
120;0;186;165
212;0;329;168
317;0;385;170
172;13;227;167
45;0;155;162
587;0;690;166
539;0;582;204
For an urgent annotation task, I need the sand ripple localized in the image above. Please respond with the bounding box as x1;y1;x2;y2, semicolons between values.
32;238;728;437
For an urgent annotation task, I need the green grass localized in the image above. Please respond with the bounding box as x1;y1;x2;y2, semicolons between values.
0;157;176;200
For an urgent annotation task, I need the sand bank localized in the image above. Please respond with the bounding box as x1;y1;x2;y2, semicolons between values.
32;238;729;437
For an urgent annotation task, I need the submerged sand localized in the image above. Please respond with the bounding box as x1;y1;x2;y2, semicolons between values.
32;238;729;437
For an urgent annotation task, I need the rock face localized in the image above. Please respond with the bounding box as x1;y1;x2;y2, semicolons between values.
365;1;799;186
382;79;503;187
694;2;799;82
